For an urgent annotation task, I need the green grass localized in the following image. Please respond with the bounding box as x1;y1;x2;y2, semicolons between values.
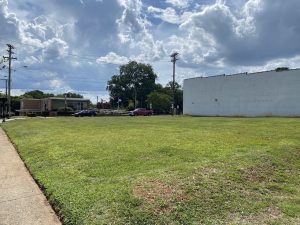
2;116;300;225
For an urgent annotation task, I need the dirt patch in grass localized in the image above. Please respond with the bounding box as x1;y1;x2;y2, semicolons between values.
228;206;283;224
240;161;276;183
201;166;218;175
132;179;188;214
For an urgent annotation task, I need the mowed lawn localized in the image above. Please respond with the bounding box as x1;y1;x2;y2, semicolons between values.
2;116;300;225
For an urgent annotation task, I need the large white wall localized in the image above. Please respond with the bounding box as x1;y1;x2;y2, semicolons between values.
183;69;300;116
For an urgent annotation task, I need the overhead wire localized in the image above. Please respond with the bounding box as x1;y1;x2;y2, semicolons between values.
0;38;174;64
0;38;180;93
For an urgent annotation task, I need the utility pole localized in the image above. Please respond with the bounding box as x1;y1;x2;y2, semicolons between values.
170;52;179;116
3;44;17;118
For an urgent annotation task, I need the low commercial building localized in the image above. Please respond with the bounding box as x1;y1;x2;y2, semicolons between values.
183;68;300;117
19;97;90;116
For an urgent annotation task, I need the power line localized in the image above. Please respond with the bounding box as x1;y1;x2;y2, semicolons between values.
0;39;175;65
0;40;185;97
0;39;105;62
18;78;108;83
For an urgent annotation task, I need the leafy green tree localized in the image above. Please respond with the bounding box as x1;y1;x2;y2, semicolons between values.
147;91;172;114
165;81;183;113
21;90;54;99
21;90;83;99
0;92;20;113
147;81;183;114
56;92;84;98
11;96;21;112
107;61;157;108
22;90;44;99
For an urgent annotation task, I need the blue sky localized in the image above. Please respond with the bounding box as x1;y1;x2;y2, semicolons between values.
1;0;300;102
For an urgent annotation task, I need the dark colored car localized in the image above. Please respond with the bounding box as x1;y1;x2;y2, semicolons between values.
129;108;153;116
74;110;97;117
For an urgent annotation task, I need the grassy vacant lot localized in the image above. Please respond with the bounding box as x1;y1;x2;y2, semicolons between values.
2;116;300;225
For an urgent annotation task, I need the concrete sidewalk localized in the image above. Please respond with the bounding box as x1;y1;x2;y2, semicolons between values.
0;128;61;225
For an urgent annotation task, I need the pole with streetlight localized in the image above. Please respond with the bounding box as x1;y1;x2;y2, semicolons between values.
3;44;17;118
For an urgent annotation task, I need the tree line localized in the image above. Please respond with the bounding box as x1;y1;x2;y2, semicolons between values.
1;61;183;114
107;61;183;114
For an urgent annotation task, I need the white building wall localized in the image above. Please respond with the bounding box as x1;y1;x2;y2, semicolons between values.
183;69;300;116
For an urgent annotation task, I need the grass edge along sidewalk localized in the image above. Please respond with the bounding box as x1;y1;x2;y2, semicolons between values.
2;116;300;225
0;127;61;225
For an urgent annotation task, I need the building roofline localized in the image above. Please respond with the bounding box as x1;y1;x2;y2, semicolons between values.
184;68;300;81
16;109;42;112
45;97;90;101
20;98;42;101
20;97;90;101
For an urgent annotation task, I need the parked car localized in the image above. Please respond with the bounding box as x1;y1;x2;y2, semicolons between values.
129;108;153;116
74;110;97;117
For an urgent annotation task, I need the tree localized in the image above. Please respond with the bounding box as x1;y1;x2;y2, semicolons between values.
56;92;84;98
11;96;21;113
275;67;289;72
107;61;157;109
21;90;83;99
165;81;183;113
21;90;54;99
147;91;172;114
147;81;183;114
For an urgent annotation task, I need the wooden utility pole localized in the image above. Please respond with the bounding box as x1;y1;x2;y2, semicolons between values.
170;52;179;116
3;44;17;118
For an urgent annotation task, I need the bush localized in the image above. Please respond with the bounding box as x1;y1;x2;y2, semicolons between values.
27;112;37;117
57;111;74;116
58;107;74;112
127;100;135;111
275;67;289;72
41;111;49;117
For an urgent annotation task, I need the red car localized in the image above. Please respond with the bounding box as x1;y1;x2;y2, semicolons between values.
129;108;153;116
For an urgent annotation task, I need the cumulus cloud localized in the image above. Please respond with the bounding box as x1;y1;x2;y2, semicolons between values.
116;0;144;43
42;38;69;60
2;0;300;96
117;0;166;61
0;0;19;40
49;79;64;89
168;0;300;69
23;56;42;65
96;52;129;65
147;6;181;24
165;0;191;8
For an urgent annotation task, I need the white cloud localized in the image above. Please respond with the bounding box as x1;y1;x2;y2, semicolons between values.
0;0;19;40
49;79;64;89
239;55;300;74
116;0;166;61
166;0;300;69
96;52;129;65
23;56;42;65
116;0;144;43
165;0;191;8
42;38;69;60
148;6;181;24
2;0;300;96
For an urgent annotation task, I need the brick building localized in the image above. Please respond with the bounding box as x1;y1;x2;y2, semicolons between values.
18;97;90;116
